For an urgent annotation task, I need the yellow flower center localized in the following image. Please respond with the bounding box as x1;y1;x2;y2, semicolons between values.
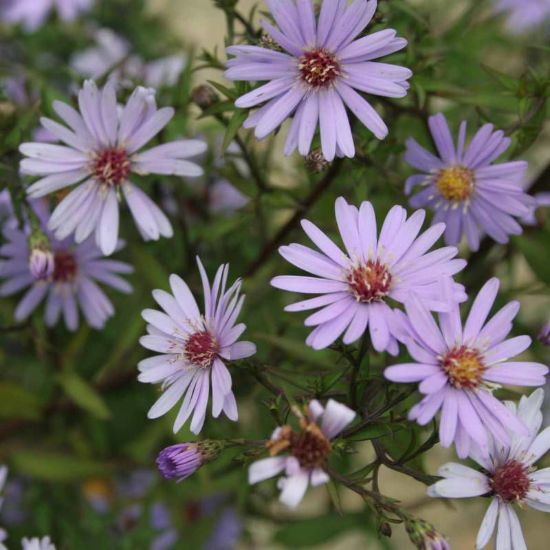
436;166;475;202
441;346;486;389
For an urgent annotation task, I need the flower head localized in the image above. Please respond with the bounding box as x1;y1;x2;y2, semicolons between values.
138;257;256;434
249;399;355;508
0;202;133;331
0;465;7;545
405;518;450;550
21;536;56;550
71;29;186;88
385;278;549;457
272;197;466;354
1;0;93;31
225;0;411;161
428;389;550;549
156;441;222;482
493;0;550;34
404;113;535;251
20;81;206;255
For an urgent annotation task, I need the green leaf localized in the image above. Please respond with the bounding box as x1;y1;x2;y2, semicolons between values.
274;513;365;547
206;80;239;100
222;109;247;152
57;371;111;420
0;382;42;420
513;231;550;283
11;450;107;481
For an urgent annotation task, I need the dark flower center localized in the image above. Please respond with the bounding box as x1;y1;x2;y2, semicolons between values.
53;252;78;282
299;49;341;87
491;460;530;503
93;148;131;186
267;422;332;470
440;346;485;389
347;261;392;303
436;166;475;202
184;330;219;368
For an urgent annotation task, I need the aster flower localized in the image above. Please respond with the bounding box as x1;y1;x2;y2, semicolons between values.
272;196;466;354
1;0;93;32
156;441;221;482
404;113;535;251
0;465;7;548
0;203;133;331
71;29;186;88
249;399;355;508
428;389;550;549
20;80;206;255
138;257;256;434
225;0;412;161
385;277;549;458
493;0;550;34
21;537;56;550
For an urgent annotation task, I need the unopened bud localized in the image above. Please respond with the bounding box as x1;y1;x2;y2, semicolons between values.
28;232;54;280
538;322;550;346
156;440;223;482
191;85;219;110
257;34;283;52
0;100;16;129
405;519;450;550
305;149;330;173
379;521;392;538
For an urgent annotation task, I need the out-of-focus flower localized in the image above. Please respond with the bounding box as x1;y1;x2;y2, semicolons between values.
149;502;178;550
0;0;93;32
404;113;535;251
20;81;206;255
0;203;133;331
156;441;222;482
71;29;186;88
225;0;411;161
428;389;550;549
249;399;355;508
539;322;550;346
20;537;56;550
272;196;466;354
493;0;550;34
0;465;7;547
385;278;549;458
191;85;219;111
204;507;242;550
138;257;256;434
405;518;450;550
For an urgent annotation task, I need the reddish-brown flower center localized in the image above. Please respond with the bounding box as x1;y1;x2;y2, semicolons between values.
267;422;332;469
299;49;341;87
347;261;392;303
491;460;530;503
93;148;131;186
436;166;475;202
53;252;78;282
184;330;219;368
440;346;485;389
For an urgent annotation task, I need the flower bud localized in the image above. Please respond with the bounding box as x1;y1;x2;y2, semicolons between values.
156;441;223;482
538;322;550;346
191;85;219;110
405;519;450;550
28;231;54;280
305;149;330;173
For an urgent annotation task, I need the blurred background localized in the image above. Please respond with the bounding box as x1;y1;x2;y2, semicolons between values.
1;0;549;548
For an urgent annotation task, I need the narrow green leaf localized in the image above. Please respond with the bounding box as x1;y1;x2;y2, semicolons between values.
0;382;42;420
57;371;111;420
222;109;248;152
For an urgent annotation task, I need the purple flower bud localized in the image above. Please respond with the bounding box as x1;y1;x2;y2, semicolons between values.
29;246;54;280
405;519;450;550
156;441;222;482
538;322;550;346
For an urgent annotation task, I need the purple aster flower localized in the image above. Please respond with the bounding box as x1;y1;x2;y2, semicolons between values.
21;537;56;550
404;113;535;252
225;0;412;161
204;508;242;550
138;257;256;434
1;0;93;32
20;81;206;256
428;389;550;549
272;196;467;354
493;0;550;34
385;278;549;458
71;29;186;88
156;442;221;482
249;399;355;508
0;203;133;331
0;465;6;545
